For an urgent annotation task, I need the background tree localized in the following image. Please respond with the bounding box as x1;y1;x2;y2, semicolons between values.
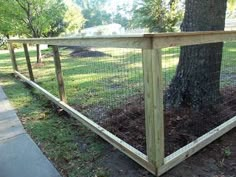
111;4;131;28
0;16;15;39
76;0;111;28
112;13;129;28
227;0;236;17
131;0;183;32
63;4;86;33
0;0;67;63
165;0;228;110
0;0;85;62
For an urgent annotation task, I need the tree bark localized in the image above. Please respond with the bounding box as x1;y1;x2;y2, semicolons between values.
32;31;42;63
165;0;227;110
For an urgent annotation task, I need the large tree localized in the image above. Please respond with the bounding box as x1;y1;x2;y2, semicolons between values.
165;0;228;110
131;0;183;32
76;0;111;28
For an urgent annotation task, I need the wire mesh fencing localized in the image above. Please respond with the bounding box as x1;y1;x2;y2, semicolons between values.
14;41;236;156
162;41;236;155
62;47;146;152
14;45;147;152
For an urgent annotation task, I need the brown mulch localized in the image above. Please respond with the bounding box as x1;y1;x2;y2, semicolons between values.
69;46;111;58
101;87;236;155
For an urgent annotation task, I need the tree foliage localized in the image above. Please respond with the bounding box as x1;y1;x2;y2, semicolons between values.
76;0;107;9
76;0;111;28
227;0;236;17
111;4;131;28
0;0;86;37
228;0;236;12
82;9;111;28
0;0;64;37
64;3;86;33
131;0;183;32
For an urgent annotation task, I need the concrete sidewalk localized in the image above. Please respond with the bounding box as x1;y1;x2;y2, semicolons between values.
0;87;61;177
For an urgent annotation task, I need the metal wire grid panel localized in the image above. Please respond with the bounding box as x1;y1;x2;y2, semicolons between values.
162;41;236;155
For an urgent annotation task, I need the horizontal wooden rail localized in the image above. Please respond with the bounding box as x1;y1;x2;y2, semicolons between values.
8;30;236;49
14;70;156;175
159;116;236;176
8;36;152;49
152;30;236;48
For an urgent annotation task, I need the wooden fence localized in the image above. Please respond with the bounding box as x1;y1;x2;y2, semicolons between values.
8;31;236;176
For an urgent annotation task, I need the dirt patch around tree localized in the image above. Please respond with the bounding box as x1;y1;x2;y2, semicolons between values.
100;128;236;177
101;87;236;155
66;46;111;58
71;87;236;176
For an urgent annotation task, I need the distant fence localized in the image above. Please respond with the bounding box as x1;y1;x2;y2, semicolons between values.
8;31;236;176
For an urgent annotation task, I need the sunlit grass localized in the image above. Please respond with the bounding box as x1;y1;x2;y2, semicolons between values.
0;48;109;177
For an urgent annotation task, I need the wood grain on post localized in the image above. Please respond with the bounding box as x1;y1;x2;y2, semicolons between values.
23;44;34;81
143;49;164;173
8;43;18;71
52;46;67;103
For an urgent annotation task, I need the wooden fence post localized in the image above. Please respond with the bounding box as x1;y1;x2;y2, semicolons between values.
8;43;18;72
52;46;67;103
143;48;164;174
23;44;34;81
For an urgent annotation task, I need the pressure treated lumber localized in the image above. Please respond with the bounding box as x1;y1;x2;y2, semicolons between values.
52;46;66;102
159;116;236;176
8;31;236;49
9;36;152;49
23;44;34;81
14;70;156;176
8;43;18;71
143;49;164;171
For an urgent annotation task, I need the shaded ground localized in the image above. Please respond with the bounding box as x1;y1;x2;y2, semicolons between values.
101;87;236;155
100;128;236;177
163;128;236;177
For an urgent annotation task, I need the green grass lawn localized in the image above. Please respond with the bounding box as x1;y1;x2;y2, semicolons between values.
15;48;145;120
0;50;109;177
0;42;236;177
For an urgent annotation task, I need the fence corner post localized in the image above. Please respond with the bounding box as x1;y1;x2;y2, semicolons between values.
143;48;164;175
52;45;67;103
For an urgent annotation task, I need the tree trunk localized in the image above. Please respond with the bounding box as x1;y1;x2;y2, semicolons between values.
165;0;227;110
36;44;42;63
32;32;42;63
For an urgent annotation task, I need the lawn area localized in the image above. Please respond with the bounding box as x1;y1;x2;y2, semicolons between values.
15;47;145;120
0;50;109;177
0;42;236;177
